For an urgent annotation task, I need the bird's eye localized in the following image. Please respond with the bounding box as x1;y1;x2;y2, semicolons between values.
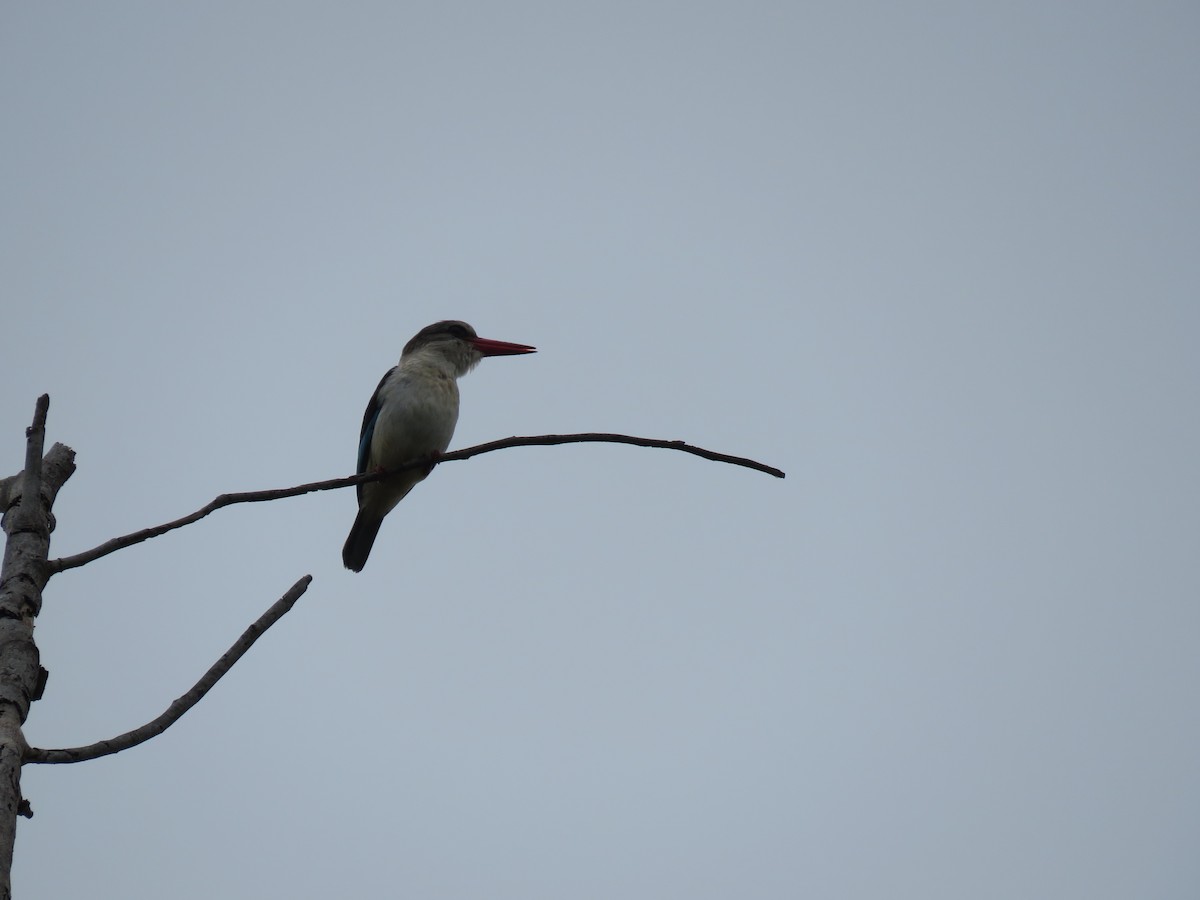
448;324;470;339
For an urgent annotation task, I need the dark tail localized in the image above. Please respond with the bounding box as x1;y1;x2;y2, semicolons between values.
342;511;383;572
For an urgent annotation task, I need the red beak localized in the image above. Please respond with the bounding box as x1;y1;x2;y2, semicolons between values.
472;336;537;357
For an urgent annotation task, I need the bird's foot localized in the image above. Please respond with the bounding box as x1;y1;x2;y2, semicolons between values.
421;451;441;476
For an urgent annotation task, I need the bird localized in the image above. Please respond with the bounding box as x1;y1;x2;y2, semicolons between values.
342;320;536;571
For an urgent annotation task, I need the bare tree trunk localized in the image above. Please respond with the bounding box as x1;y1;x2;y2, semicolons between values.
0;398;75;899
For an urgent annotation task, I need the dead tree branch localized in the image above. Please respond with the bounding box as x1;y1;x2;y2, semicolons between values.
0;396;77;897
443;433;786;478
50;433;785;573
24;575;312;765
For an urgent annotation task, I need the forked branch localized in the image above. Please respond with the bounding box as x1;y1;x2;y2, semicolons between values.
49;433;785;573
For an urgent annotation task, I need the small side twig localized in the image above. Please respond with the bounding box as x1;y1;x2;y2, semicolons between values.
49;433;784;573
24;575;312;765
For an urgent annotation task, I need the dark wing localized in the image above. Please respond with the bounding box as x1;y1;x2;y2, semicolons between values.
356;367;395;500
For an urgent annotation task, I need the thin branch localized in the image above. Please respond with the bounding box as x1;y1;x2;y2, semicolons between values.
21;396;49;496
6;396;50;535
49;433;785;573
438;433;787;478
24;575;312;765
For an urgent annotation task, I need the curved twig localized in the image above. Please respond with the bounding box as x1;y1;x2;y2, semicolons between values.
49;433;784;573
24;575;312;765
439;433;786;478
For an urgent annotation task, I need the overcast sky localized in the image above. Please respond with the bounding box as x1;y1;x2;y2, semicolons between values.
3;3;1198;898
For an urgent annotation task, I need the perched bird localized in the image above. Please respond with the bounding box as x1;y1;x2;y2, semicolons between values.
342;320;536;571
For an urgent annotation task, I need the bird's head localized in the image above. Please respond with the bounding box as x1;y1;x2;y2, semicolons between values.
401;320;536;376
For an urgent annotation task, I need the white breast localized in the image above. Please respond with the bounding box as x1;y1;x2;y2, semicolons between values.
369;368;461;470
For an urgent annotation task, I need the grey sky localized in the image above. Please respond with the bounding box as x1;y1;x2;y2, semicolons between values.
3;3;1197;898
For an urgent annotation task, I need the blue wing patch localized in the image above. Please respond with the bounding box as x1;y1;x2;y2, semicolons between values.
357;410;378;476
356;367;395;500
